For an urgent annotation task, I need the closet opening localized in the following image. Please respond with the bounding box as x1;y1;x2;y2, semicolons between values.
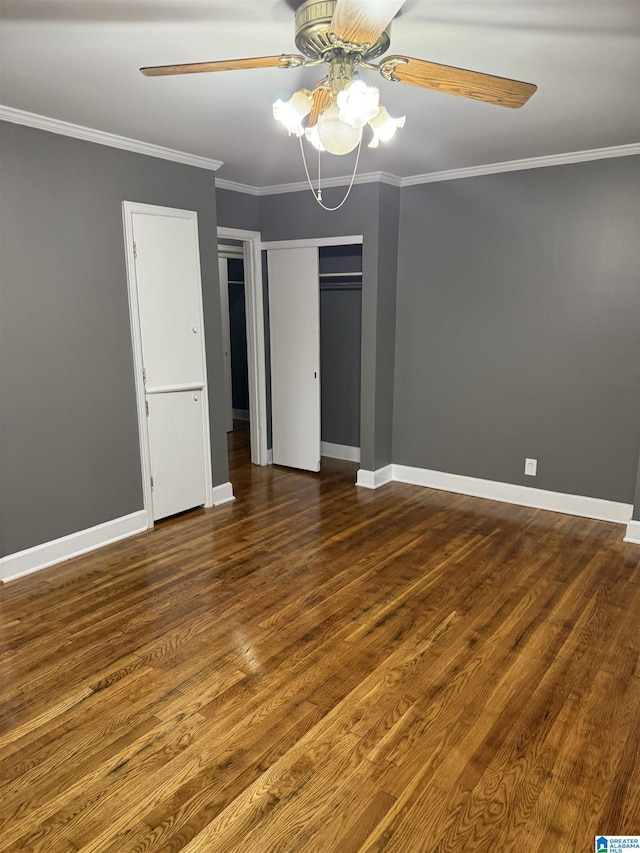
319;244;363;464
218;239;250;436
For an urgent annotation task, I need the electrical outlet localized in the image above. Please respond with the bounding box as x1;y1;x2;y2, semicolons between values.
525;458;537;476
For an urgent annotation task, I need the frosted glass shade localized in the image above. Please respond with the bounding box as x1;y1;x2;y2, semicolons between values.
337;80;380;129
273;90;312;136
368;106;406;148
304;124;326;152
317;105;363;155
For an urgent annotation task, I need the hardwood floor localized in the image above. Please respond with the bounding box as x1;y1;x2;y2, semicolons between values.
1;425;639;851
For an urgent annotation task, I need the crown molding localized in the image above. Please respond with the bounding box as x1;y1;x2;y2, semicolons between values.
3;105;636;191
400;144;640;187
218;143;639;196
0;105;224;172
252;170;401;196
215;178;260;195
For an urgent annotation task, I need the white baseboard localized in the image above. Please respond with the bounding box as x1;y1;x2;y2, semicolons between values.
321;442;361;463
392;464;633;525
356;465;394;490
0;510;149;583
211;481;235;506
233;408;250;421
624;519;640;543
267;448;273;465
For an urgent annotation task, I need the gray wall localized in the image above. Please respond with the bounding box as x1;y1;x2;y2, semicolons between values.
320;287;362;447
0;121;228;557
371;183;400;469
393;156;640;504
5;119;637;566
215;187;259;232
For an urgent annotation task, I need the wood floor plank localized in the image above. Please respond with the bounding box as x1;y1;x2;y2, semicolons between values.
1;424;639;851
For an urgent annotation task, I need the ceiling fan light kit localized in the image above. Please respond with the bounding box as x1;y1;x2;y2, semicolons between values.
274;71;402;155
140;0;537;209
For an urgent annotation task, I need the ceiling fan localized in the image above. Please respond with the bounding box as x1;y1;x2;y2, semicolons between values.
140;0;536;207
140;0;536;107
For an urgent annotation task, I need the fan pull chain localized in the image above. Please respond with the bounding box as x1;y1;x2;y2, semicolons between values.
298;134;362;212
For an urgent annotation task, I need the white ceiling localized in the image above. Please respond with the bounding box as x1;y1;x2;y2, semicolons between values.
1;1;639;189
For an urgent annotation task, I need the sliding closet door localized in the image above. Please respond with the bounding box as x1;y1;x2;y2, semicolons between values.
267;247;320;472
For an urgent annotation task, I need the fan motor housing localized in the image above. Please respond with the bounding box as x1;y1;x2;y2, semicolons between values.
295;0;391;61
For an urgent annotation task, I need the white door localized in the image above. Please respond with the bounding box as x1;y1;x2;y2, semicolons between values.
267;246;320;472
130;207;211;521
145;391;207;520
218;257;234;432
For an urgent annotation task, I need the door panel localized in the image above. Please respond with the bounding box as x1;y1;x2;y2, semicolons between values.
268;247;320;472
147;391;207;521
133;212;205;389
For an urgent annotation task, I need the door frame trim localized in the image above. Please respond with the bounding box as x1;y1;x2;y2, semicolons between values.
217;227;269;466
123;201;214;527
261;236;363;250
216;230;364;469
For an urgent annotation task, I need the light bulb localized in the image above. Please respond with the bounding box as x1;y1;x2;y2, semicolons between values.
273;89;312;137
337;80;380;128
367;105;406;148
317;104;363;155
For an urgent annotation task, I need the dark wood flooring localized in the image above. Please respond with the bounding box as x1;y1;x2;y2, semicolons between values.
1;424;639;851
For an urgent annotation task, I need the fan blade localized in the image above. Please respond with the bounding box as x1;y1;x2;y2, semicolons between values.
308;87;331;127
330;0;406;47
379;56;537;108
140;54;305;77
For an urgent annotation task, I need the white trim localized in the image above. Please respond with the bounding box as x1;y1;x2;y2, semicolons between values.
123;202;215;525
356;465;394;490
624;519;640;544
267;448;274;465
321;442;361;463
216;178;260;196
211;481;235;506
0;511;148;583
217;227;268;467
262;235;363;250
233;408;250;421
122;203;154;528
391;464;633;525
0;105;223;171
6;106;633;196
213;145;639;196
254;171;400;196
3;107;634;192
400;144;640;187
146;382;204;394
